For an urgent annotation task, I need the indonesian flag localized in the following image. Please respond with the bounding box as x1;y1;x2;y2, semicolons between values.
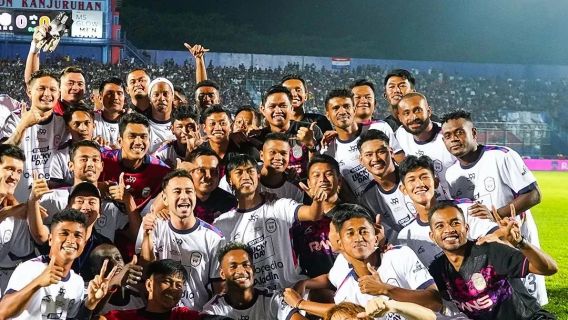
331;57;351;69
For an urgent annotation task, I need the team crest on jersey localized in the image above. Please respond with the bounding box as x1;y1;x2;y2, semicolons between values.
97;215;107;228
54;134;62;147
471;272;487;291
265;218;277;233
484;177;496;192
190;252;202;267
292;144;303;158
142;187;151;198
433;160;443;173
406;201;417;214
2;230;12;244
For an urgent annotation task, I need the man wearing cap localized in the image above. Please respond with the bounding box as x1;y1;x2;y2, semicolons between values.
147;77;176;153
28;180;113;275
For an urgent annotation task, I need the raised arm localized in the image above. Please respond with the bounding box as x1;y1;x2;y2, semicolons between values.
24;25;48;86
184;43;209;83
27;173;52;244
297;182;326;222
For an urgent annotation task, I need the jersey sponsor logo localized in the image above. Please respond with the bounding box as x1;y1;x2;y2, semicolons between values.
190;252;203;267
397;215;413;227
417;150;425;156
248;235;276;262
37;128;47;135
390;198;399;205
468;173;476;180
433;159;443;173
125;175;137;183
412;260;426;274
31;152;51;165
308;239;333;253
457;294;494;312
349;145;358;152
142;187;151;198
265;218;277;233
248;213;259;222
32;146;50;153
23;171;50;179
484;177;496;192
254;260;284;287
303;226;313;235
471;272;487;291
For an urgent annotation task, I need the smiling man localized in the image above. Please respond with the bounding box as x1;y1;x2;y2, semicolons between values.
0;209;89;319
1;70;67;201
203;242;307;320
98;113;171;211
382;69;416;131
147;78;176;153
137;170;224;310
94;77;128;148
126;68;152;114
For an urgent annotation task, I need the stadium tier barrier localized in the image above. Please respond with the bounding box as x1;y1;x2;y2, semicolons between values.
524;159;568;171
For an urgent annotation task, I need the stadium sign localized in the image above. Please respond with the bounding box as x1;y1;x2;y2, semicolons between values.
0;0;103;12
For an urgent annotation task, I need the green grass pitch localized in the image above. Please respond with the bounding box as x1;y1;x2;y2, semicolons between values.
532;171;568;318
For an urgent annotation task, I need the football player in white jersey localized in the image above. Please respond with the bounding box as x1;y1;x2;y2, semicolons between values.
213;153;328;291
138;169;224;310
126;68;151;114
1;70;67;202
357;129;416;242
153;106;200;168
94;77;128;149
0;209;117;319
397;155;498;268
322;88;403;199
202;242;307;320
283;204;442;319
395;93;456;200
440;110;548;306
382;69;416;132
0;144;37;294
49;104;96;188
147;78;176;153
259;133;304;202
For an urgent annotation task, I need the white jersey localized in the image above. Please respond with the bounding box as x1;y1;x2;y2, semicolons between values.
5;256;84;319
328;253;350;289
0;216;36;295
213;199;306;290
148;117;174;153
0;113;67;202
359;176;416;243
397;200;498;268
334;245;434;320
152;141;182;168
395;122;456;199
49;142;72;185
93;112;120;146
323;121;402;197
444;144;547;305
259;179;304;203
40;188;129;241
202;288;298;320
135;218;224;310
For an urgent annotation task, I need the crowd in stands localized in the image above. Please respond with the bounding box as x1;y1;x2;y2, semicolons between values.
0;30;560;320
2;55;567;124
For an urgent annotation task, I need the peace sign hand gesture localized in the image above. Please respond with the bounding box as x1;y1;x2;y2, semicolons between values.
84;259;119;310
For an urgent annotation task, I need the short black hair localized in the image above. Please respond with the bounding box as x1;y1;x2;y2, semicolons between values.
383;69;416;88
225;153;257;178
172;105;199;122
69;140;101;160
28;70;59;87
307;154;340;176
428;201;465;228
350;79;376;94
441;110;473;124
99;77;126;93
118;112;150;137
263;132;289;145
0;144;25;162
356;129;390;151
186;146;221;164
50;208;88;231
60;66;85;79
281;74;308;92
161;169;192;190
174;86;186;95
324;88;353;110
195;79;220;92
234;105;261;127
127;68;150;77
262;85;292;105
331;203;375;232
145;259;188;282
217;242;254;264
399;155;435;181
200;104;231;125
63;103;95;125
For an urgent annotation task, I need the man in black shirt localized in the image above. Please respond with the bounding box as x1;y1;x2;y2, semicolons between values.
258;85;323;179
281;74;333;133
428;202;557;320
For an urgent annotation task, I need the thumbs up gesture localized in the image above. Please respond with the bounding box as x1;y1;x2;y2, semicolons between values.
108;172;129;203
296;122;317;149
29;171;52;202
109;255;144;289
358;262;392;296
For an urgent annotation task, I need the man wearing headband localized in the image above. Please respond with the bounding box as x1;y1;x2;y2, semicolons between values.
147;77;176;153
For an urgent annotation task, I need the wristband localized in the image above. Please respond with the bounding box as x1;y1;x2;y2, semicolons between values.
295;299;304;309
515;236;527;249
30;41;40;54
